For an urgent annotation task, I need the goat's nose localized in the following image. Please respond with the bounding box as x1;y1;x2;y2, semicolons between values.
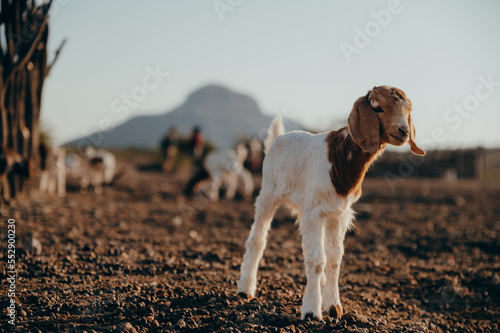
398;127;409;138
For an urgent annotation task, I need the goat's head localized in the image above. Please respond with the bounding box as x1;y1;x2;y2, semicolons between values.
236;143;249;161
84;146;97;158
348;86;426;156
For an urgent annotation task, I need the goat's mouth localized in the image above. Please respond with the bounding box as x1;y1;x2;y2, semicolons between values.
389;133;407;143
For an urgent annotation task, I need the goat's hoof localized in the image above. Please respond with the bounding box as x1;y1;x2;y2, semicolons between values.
328;304;343;319
302;312;321;321
237;292;251;299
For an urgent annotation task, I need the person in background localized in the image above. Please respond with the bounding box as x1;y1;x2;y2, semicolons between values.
160;125;178;172
188;126;204;170
184;126;205;196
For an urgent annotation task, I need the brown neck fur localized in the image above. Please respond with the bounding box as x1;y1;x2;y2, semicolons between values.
325;127;385;197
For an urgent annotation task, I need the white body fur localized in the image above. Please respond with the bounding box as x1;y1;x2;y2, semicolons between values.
238;118;357;320
204;144;254;201
65;153;84;178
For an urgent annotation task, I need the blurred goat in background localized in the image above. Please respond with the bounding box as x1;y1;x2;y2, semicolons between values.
39;144;66;197
81;147;116;194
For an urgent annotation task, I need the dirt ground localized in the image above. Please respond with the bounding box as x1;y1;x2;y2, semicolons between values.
1;159;499;333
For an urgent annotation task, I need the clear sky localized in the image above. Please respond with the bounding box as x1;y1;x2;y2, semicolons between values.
42;0;500;150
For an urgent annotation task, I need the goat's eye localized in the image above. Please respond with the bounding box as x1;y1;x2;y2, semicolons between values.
374;107;384;113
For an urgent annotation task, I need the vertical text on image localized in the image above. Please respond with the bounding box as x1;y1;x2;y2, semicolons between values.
6;219;17;325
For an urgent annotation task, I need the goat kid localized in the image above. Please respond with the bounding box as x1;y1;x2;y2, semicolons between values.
81;147;116;194
237;86;426;320
204;144;254;201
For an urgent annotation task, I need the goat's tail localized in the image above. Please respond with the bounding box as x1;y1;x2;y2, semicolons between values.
264;115;285;154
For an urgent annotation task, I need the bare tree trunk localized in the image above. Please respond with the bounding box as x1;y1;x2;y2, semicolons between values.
0;0;65;199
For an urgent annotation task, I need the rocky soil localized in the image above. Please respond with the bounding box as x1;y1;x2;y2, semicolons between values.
1;161;499;332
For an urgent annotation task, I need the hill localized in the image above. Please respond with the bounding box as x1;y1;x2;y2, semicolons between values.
68;85;303;149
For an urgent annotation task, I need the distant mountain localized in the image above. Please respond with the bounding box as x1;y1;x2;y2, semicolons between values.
68;85;303;149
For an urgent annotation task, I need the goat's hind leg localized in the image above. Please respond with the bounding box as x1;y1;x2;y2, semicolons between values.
237;190;277;298
209;173;223;201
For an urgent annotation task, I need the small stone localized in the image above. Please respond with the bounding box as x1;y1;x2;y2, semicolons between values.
145;315;154;323
341;312;357;324
177;319;186;328
120;322;137;333
189;230;199;239
173;216;183;227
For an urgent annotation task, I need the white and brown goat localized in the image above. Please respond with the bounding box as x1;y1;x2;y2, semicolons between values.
237;86;426;320
81;147;116;194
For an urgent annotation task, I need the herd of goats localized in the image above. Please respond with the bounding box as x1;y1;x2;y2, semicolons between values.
0;135;265;206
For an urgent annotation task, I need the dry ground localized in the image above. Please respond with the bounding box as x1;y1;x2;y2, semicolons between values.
1;160;499;332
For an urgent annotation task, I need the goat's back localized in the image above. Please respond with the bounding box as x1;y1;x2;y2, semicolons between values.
262;130;342;210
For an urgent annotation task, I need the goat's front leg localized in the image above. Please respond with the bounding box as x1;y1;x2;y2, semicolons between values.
299;212;326;320
93;171;104;195
80;172;90;191
225;172;238;200
322;209;352;319
209;173;222;201
238;170;254;200
57;168;66;197
39;170;49;192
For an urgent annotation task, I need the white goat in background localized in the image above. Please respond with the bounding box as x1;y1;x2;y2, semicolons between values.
39;145;66;197
81;147;116;194
204;144;254;201
65;153;84;178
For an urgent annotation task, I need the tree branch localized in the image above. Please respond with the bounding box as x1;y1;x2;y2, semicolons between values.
45;38;66;77
1;0;53;111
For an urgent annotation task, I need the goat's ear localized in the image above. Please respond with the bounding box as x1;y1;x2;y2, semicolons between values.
348;95;380;154
408;114;426;156
237;144;248;158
